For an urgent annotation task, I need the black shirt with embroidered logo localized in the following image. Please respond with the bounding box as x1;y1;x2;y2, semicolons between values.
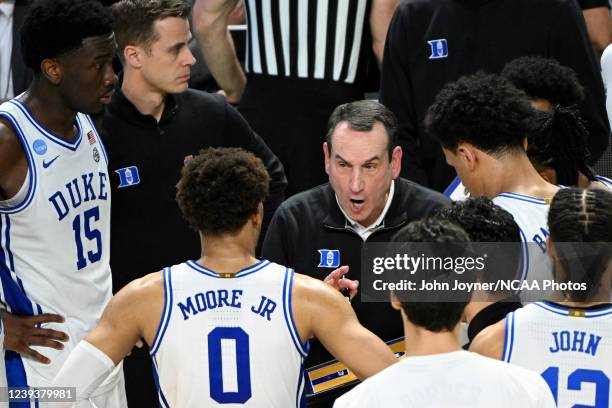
261;178;448;368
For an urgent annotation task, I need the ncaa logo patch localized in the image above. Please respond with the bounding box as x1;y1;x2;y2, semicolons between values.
318;249;340;268
115;166;141;188
428;39;448;59
32;139;47;155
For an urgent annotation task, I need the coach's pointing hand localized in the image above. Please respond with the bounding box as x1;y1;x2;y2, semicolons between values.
324;266;359;300
1;310;69;364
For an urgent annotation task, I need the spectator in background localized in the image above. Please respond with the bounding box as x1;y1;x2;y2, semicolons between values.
578;0;612;60
0;0;33;102
193;0;399;196
100;1;286;406
381;0;609;192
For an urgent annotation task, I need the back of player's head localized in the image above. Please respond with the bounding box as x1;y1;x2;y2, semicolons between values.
391;218;471;332
111;0;191;55
501;56;585;107
176;147;270;235
433;198;521;293
528;106;595;186
434;198;520;243
326;100;398;159
21;0;114;74
425;72;535;155
548;188;612;301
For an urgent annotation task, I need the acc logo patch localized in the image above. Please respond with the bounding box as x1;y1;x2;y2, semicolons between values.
318;249;340;268
92;147;100;163
428;39;448;59
32;139;47;155
115;166;140;188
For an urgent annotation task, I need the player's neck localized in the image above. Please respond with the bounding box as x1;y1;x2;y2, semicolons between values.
122;69;166;123
403;320;461;357
20;79;78;140
197;232;259;275
491;153;557;198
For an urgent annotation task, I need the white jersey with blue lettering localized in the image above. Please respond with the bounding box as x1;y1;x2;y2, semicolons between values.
593;175;612;190
150;260;309;408
492;193;553;299
0;99;122;402
503;302;612;407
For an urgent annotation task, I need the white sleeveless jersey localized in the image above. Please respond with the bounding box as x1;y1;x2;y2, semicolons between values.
503;302;612;408
0;99;112;387
493;193;553;300
443;176;470;201
151;260;309;408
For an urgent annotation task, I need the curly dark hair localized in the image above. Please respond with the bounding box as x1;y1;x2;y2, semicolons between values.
425;72;535;154
548;188;612;301
528;106;595;186
392;218;471;333
501;56;585;107
433;198;521;291
176;147;270;235
21;0;114;74
433;197;520;243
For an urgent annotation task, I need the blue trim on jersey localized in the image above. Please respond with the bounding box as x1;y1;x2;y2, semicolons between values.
150;268;173;356
9;100;83;152
152;356;171;408
296;360;305;408
4;215;14;271
282;269;309;358
535;301;612;318
443;176;461;198
186;259;270;279
497;192;548;205
594;175;612;188
0;112;37;214
83;114;109;165
518;228;529;283
502;312;515;363
0;216;34;316
6;351;30;408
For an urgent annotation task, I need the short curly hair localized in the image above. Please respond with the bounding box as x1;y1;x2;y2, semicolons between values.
21;0;114;74
433;197;520;243
501;56;584;107
176;147;270;235
425;72;535;154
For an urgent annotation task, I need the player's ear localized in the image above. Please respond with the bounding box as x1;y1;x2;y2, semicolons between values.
546;236;557;261
124;45;143;69
390;291;402;311
456;144;477;171
390;146;402;179
252;202;264;225
40;58;63;85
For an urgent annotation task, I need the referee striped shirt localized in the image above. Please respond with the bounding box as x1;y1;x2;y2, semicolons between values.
243;0;371;84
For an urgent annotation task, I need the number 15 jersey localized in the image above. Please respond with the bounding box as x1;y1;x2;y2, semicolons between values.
150;260;309;408
0;99;112;386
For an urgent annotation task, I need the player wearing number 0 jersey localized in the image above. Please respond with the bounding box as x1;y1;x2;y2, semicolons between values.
471;188;612;407
53;148;396;407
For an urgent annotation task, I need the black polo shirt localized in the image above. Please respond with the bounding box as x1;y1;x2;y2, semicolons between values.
261;178;449;367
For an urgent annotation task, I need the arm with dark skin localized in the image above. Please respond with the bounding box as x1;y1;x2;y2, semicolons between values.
0;118;69;364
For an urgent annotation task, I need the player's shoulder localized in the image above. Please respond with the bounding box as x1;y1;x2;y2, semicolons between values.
469;317;506;359
116;270;165;307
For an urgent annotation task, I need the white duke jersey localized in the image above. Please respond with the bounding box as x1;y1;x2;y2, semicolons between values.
151;260;309;408
334;350;555;407
493;193;553;299
443;176;470;201
503;302;612;408
0;99;112;388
